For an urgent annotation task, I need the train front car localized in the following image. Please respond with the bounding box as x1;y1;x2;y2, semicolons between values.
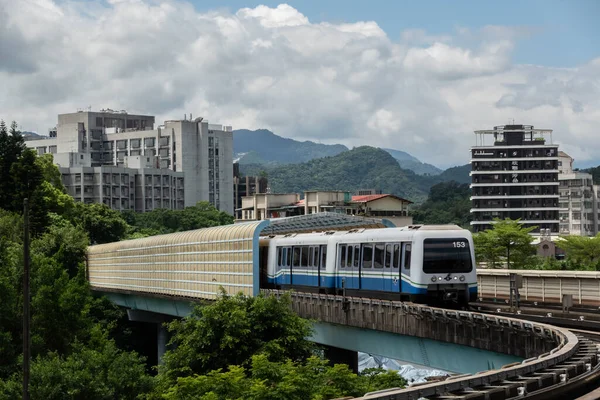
411;225;478;308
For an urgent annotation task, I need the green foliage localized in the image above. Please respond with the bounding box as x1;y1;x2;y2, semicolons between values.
412;181;471;226
162;355;406;400
555;234;600;270
0;328;153;400
474;218;536;268
434;164;471;184
583;165;600;185
124;201;234;237
241;146;437;202
157;291;315;389
72;202;129;244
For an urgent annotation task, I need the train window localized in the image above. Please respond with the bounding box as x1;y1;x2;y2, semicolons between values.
277;247;283;267
353;246;360;268
362;244;373;268
339;245;347;269
313;246;320;268
320;245;327;267
286;247;292;267
300;246;309;267
403;244;412;270
374;244;385;268
293;247;301;267
385;244;393;268
393;244;401;269
423;238;472;273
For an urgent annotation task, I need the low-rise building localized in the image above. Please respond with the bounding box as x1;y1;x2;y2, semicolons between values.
237;191;413;226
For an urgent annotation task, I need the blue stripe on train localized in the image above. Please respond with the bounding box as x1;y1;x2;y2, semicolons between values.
267;273;478;296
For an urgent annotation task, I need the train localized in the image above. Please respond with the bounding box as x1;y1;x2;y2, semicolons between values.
86;222;478;308
259;224;478;307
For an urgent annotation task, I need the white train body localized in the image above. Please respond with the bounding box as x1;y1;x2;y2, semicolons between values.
260;225;478;305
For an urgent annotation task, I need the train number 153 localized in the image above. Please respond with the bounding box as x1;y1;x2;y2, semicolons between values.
453;241;466;248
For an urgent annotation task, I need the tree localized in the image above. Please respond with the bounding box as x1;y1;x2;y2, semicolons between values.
72;202;129;244
161;355;407;400
157;291;315;389
473;218;536;268
555;234;600;270
0;328;153;400
124;201;234;236
412;181;471;227
0;120;25;209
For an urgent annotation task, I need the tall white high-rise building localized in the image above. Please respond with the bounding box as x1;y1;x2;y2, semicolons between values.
25;109;234;214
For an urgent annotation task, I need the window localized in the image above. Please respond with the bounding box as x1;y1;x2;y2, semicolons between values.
404;244;412;270
353;246;360;268
293;247;301;267
362;244;373;268
423;238;472;273
339;245;347;269
374;244;385;268
384;244;393;268
393;244;400;268
320;245;327;268
299;246;309;267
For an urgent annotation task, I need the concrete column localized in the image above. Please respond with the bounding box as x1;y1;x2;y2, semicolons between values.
127;309;172;365
323;345;359;374
157;323;168;364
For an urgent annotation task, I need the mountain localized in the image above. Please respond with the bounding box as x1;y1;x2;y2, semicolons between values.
240;146;439;203
437;164;471;184
233;129;442;176
233;129;348;164
381;148;442;176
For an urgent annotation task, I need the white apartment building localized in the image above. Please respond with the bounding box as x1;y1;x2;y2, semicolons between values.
558;151;599;236
25;109;234;214
55;152;184;212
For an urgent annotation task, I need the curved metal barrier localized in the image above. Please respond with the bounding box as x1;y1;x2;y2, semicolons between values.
262;290;597;400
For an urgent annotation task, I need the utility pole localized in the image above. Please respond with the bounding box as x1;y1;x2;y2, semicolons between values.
23;198;30;400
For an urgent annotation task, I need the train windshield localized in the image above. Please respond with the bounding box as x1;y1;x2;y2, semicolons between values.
422;238;472;274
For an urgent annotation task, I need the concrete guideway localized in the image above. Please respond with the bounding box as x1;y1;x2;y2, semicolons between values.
263;290;600;400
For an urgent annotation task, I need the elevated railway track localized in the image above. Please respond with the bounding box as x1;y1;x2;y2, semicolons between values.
267;290;600;400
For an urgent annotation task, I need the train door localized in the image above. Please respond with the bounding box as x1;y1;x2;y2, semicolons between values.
388;243;401;292
400;243;412;293
340;244;360;289
359;244;372;290
373;243;385;292
319;245;327;288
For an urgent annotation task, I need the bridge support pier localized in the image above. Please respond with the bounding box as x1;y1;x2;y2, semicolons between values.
323;345;359;374
127;309;172;365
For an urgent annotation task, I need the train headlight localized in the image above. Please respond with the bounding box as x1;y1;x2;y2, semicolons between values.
431;276;437;282
438;276;442;282
454;276;458;280
459;275;465;282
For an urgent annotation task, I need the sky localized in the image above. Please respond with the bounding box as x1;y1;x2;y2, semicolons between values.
0;0;599;169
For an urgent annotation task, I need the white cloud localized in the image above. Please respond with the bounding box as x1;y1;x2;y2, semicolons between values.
0;1;599;168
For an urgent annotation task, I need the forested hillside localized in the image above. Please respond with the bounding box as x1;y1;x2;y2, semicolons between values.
583;165;600;184
411;181;472;227
436;164;471;184
234;129;348;164
241;146;438;202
